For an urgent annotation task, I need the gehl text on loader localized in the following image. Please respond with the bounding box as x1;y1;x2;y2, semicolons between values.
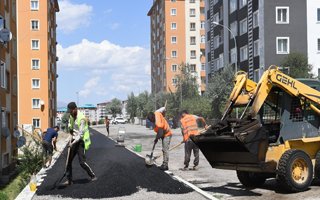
192;65;320;192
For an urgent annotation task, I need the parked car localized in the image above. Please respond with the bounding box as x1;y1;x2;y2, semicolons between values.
111;117;126;124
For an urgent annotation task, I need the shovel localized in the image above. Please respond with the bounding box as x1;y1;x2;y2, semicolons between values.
145;140;157;166
152;141;183;161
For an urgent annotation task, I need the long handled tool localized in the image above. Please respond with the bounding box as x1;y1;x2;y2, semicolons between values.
145;140;157;166
152;141;183;161
51;139;72;189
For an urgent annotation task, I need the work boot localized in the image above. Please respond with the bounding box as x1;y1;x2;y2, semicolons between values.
192;165;199;171
91;176;98;182
179;165;188;171
61;179;72;186
159;165;169;171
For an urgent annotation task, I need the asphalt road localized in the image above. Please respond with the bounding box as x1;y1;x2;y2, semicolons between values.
34;128;205;199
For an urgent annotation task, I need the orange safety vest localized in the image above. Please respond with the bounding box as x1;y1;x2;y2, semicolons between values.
180;114;200;141
154;111;172;137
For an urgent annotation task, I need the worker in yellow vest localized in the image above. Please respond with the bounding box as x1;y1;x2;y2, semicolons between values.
180;110;208;170
63;102;97;186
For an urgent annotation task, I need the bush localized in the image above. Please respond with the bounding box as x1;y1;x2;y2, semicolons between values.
92;121;97;126
98;119;104;124
18;139;43;182
0;192;8;200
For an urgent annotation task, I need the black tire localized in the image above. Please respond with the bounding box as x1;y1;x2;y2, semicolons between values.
236;171;266;187
277;149;313;192
314;151;320;180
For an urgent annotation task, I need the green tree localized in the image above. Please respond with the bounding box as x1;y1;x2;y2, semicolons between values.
137;91;152;118
106;98;122;118
205;65;235;118
180;97;212;119
280;52;313;78
126;92;138;122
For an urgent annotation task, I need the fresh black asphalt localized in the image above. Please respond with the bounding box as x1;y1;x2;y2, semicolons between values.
36;128;193;199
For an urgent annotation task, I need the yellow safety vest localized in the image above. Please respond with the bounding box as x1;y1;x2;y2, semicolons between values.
70;112;91;150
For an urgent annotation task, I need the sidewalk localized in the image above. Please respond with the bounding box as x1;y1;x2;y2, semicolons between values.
15;131;70;200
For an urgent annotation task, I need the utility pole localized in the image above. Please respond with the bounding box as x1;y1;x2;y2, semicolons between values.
76;91;79;106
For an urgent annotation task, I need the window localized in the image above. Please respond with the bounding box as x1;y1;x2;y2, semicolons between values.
32;79;40;89
31;39;39;50
230;0;237;13
318;38;320;52
240;18;247;35
190;0;195;3
32;99;40;109
0;61;5;89
230;21;238;37
32;59;40;70
201;63;205;71
201;21;205;29
171;0;176;2
31;0;39;10
171;50;177;58
254;40;259;56
190;8;196;17
171;8;177;16
213;13;219;23
171;22;177;30
33;118;40;128
31;20;39;30
214;36;220;49
230;48;237;63
171;36;177;44
200;7;205;14
190;36;196;45
172;78;178;85
190;50;196;59
12;75;17;95
201;35;205;43
277;37;289;54
276;7;289;24
190;64;196;72
201;77;206;84
253;11;259;28
254;69;260;82
318;8;320;22
190;22;196;31
239;0;247;8
0;16;4;29
240;45;248;61
172;64;177;72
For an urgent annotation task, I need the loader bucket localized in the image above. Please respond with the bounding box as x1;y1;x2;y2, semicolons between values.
192;119;269;169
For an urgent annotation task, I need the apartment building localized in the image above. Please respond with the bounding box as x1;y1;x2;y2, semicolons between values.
148;0;206;94
0;0;18;181
17;0;59;131
206;0;320;81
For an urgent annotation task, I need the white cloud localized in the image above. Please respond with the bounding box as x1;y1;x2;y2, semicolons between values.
58;39;151;100
110;23;120;30
57;0;93;33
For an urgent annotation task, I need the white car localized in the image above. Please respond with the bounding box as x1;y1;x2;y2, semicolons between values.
112;117;126;124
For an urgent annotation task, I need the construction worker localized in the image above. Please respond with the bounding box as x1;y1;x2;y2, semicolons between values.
147;107;172;170
63;102;97;185
105;116;110;136
42;126;60;168
180;110;208;170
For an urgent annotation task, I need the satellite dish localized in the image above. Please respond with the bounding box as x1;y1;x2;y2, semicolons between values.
0;29;12;43
17;136;26;148
2;127;10;138
13;130;21;138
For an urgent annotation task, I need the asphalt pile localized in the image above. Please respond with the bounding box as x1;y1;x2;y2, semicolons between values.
36;129;193;199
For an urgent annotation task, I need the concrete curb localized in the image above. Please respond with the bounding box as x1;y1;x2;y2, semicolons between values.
15;137;70;200
112;137;218;200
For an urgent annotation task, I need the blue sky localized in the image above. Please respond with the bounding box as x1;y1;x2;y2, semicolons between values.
57;0;153;107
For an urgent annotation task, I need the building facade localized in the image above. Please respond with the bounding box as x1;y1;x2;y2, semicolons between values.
148;0;206;94
206;0;320;81
0;0;18;181
17;0;59;131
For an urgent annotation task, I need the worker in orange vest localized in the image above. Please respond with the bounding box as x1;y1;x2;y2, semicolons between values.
180;110;208;170
147;107;172;171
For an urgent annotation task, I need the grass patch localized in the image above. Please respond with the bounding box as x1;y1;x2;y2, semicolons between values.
0;174;28;200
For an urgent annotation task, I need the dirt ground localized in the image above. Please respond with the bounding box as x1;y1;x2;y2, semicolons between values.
93;124;320;200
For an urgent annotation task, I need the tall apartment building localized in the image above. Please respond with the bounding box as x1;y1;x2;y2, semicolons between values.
17;0;59;131
148;0;206;94
0;0;18;181
206;0;320;82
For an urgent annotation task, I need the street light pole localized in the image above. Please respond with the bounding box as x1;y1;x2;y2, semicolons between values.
212;21;238;73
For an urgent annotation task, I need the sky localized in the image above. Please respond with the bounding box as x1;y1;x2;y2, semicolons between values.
56;0;153;107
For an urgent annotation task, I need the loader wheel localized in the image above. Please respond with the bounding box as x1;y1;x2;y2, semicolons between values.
277;149;313;192
236;171;266;187
314;151;320;180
